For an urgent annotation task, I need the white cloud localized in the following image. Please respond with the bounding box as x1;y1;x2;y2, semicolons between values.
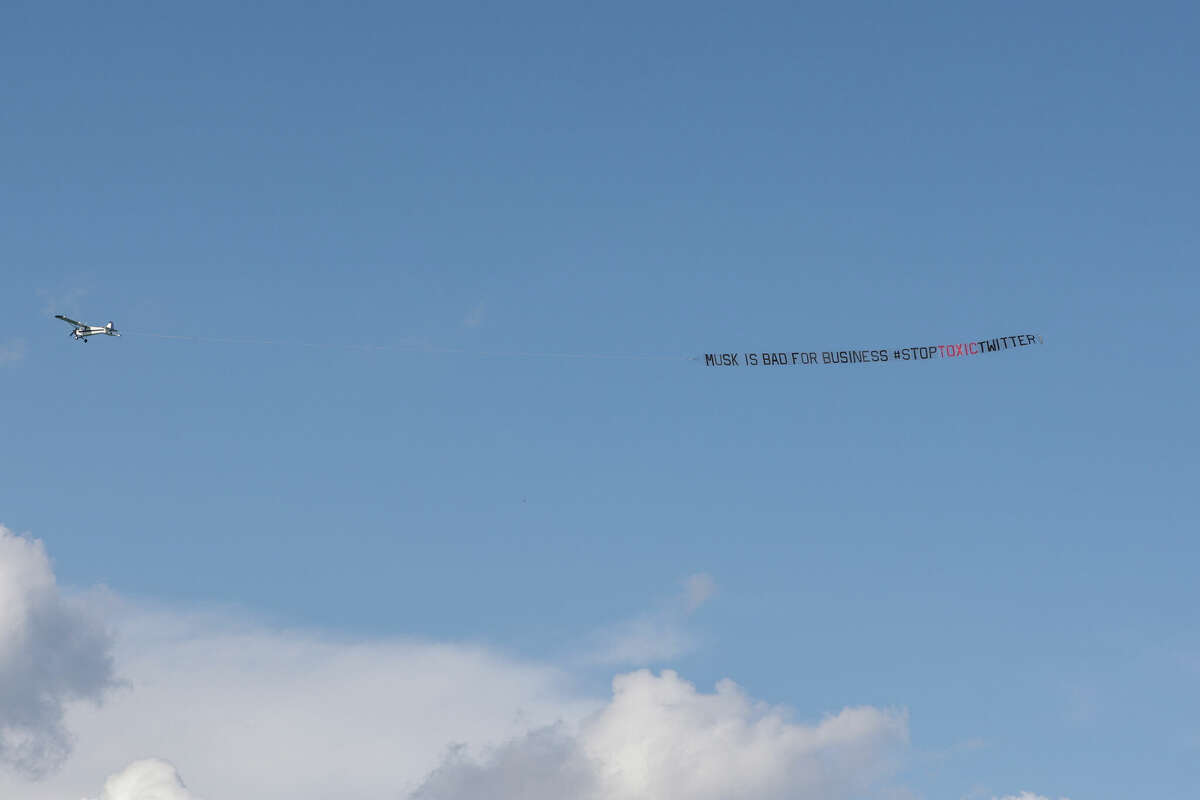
12;606;593;800
586;670;906;800
414;669;909;800
993;794;1071;800
0;536;909;800
0;525;117;778
585;572;716;666
91;759;199;800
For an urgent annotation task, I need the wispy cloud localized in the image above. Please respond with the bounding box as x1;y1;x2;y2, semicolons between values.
683;572;716;612
0;339;25;367
1063;682;1100;726
584;572;717;666
36;286;89;317
461;302;487;329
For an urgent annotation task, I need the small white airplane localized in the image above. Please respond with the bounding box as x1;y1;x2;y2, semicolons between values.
55;315;120;342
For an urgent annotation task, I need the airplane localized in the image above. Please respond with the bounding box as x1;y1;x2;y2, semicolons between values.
55;315;120;342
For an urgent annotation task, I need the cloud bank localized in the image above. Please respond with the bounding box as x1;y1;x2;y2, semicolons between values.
0;525;117;777
0;529;910;800
40;610;591;800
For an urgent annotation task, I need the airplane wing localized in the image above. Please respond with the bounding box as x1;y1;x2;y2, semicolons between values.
55;315;85;327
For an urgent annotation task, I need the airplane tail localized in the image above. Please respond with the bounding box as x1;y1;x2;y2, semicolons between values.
106;321;120;336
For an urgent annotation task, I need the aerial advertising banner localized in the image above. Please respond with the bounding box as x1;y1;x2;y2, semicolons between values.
120;323;1045;368
702;334;1043;367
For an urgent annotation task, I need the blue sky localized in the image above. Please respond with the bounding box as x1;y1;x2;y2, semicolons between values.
2;3;1198;798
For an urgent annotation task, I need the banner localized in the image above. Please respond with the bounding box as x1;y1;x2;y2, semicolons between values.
702;334;1043;367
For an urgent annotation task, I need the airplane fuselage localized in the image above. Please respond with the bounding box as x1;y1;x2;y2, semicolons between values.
67;323;119;340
